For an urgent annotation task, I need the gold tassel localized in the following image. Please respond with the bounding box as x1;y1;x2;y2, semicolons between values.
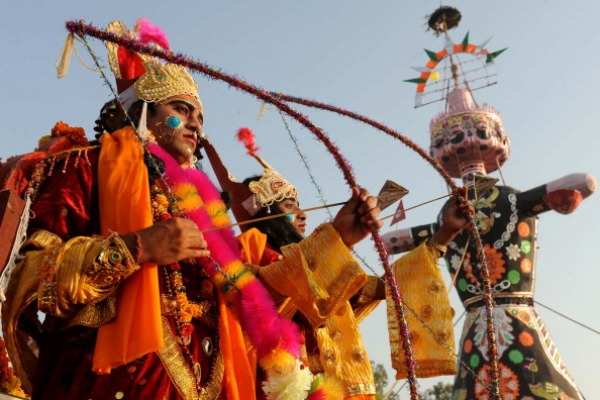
56;33;75;79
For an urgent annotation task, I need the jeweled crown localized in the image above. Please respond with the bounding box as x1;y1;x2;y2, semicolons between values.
105;20;201;111
248;160;298;209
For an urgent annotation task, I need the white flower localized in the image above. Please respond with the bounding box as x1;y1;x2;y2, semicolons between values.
505;244;521;261
262;360;313;400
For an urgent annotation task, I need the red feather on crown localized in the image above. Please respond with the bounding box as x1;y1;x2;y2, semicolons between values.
236;127;259;157
110;18;171;93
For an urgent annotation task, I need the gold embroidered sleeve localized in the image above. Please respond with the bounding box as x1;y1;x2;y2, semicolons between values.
352;275;385;324
386;242;456;379
2;230;138;392
314;302;376;396
32;231;139;319
258;223;368;327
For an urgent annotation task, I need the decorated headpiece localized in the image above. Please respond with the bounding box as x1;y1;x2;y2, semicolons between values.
236;128;298;212
402;10;510;180
429;87;510;178
202;128;297;229
105;19;202;114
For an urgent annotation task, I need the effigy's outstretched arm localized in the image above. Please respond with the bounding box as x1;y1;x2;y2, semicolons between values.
383;173;597;254
517;173;597;217
382;223;437;255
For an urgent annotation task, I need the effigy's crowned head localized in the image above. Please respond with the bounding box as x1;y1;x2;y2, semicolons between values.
106;19;202;115
429;86;510;179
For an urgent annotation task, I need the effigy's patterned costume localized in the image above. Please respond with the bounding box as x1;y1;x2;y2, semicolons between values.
402;184;583;400
383;85;590;399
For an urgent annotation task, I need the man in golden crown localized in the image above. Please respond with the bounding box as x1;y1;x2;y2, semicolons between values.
201;130;389;398
0;19;388;400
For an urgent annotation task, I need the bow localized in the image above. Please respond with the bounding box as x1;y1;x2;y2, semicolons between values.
64;20;501;399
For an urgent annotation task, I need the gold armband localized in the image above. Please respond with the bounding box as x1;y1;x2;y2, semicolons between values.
86;232;138;288
38;232;139;318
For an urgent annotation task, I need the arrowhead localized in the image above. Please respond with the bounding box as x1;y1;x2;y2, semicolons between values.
404;77;426;84
377;180;409;211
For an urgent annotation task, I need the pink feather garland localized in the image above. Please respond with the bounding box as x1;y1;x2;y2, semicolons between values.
238;280;301;358
148;143;300;360
135;18;170;51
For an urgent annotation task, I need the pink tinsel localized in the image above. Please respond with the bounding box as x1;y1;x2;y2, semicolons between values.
135;18;170;51
236;127;259;156
238;280;300;358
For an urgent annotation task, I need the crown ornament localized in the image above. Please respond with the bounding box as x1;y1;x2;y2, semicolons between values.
237;127;298;210
247;159;298;210
105;20;201;112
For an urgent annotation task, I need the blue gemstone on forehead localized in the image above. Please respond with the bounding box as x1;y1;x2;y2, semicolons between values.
166;115;183;129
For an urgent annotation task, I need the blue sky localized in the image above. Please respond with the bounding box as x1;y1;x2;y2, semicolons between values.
2;0;599;396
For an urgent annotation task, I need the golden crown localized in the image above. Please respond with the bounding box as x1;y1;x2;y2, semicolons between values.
247;156;298;209
105;20;201;111
133;61;200;106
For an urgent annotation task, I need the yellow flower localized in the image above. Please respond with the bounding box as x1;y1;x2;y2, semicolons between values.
173;183;204;211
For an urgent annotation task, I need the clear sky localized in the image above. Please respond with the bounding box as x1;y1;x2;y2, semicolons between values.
2;0;599;397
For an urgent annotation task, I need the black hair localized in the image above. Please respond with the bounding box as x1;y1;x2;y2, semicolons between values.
242;175;303;251
93;99;203;160
93;99;156;139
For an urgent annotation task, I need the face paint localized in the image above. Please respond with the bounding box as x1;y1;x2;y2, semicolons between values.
166;115;183;129
285;214;294;223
